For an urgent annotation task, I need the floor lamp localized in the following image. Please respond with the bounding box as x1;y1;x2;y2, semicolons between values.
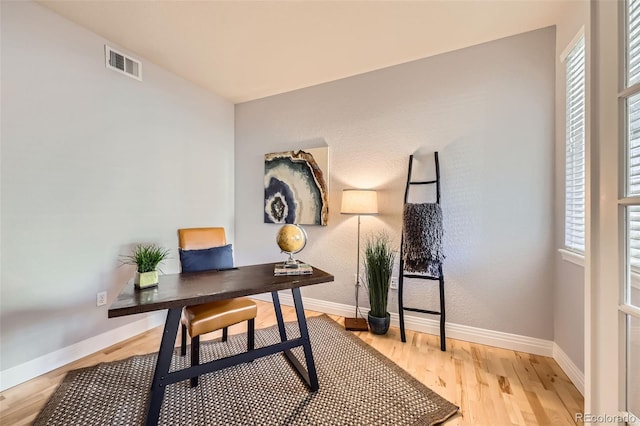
341;189;378;331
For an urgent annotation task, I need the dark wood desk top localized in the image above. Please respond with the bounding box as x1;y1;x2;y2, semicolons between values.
108;262;334;318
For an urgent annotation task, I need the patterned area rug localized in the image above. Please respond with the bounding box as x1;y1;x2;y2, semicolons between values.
34;315;458;425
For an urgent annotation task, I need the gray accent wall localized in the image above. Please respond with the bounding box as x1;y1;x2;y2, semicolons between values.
0;2;235;371
235;27;556;339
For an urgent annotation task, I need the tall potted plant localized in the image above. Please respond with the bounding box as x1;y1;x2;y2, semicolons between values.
364;232;396;335
122;244;170;289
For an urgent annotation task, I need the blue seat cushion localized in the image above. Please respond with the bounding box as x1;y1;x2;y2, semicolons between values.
179;244;234;272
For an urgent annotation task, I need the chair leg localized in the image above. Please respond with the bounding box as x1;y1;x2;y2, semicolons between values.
190;335;200;387
247;318;255;351
180;324;187;357
222;327;228;342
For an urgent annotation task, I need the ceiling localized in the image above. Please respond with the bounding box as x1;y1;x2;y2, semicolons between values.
38;0;573;103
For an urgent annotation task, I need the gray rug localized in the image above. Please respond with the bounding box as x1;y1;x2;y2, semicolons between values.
34;315;458;425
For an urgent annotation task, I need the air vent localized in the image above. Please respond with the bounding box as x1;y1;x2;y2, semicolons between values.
105;45;142;81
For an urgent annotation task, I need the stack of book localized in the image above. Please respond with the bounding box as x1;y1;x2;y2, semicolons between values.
274;262;313;276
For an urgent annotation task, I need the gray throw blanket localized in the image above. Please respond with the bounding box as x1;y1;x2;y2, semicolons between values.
402;203;444;276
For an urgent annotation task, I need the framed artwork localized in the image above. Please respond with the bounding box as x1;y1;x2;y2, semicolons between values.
264;147;329;226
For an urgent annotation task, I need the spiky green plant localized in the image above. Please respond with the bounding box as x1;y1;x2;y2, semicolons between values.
364;232;396;318
122;244;170;273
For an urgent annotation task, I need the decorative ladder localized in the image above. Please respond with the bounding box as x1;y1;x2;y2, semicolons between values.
397;152;447;351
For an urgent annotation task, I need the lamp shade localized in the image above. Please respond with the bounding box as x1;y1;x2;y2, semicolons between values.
340;189;378;215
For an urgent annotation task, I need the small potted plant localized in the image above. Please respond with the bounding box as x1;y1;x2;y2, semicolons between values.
364;231;396;335
123;244;170;289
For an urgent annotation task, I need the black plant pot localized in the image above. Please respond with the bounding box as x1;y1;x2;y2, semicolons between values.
367;312;391;335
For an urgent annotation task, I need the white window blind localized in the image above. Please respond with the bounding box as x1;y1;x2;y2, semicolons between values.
628;207;640;278
628;93;640;196
627;93;640;277
626;0;640;196
564;36;586;253
628;0;640;87
628;0;640;282
629;0;640;196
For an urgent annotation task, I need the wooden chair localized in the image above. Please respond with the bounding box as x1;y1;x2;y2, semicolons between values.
178;227;257;387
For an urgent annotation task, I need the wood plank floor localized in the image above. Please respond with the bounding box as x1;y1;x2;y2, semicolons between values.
0;300;584;425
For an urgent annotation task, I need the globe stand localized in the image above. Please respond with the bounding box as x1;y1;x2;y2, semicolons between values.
283;252;300;268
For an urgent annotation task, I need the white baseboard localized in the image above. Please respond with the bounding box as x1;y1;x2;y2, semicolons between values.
251;292;356;318
0;312;165;392
251;292;554;356
255;292;590;392
553;342;585;395
257;292;586;392
1;293;585;395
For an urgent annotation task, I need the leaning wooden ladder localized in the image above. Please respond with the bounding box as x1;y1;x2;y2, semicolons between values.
397;152;447;351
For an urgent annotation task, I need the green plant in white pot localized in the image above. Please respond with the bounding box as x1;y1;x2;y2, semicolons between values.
123;244;170;290
364;232;396;335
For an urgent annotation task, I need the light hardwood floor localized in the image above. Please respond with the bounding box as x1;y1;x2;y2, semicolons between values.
0;300;583;425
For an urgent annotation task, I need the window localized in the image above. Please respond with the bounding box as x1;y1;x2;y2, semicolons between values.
626;0;640;303
564;35;586;253
624;0;640;419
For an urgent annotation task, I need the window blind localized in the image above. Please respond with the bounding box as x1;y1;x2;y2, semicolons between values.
564;36;586;253
629;0;640;196
629;0;640;277
629;207;640;273
628;93;640;196
628;0;640;87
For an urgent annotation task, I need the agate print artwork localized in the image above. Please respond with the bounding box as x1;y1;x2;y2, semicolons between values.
264;148;329;226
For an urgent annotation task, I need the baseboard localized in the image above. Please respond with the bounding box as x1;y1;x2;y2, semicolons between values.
251;292;554;356
252;292;357;318
0;312;165;392
256;292;585;393
1;294;584;394
552;342;585;395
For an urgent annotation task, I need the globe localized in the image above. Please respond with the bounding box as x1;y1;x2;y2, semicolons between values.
276;224;307;266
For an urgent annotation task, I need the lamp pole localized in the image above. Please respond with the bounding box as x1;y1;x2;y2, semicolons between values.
341;188;377;331
355;214;362;318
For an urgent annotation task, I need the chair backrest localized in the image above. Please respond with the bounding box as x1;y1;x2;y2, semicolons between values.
178;227;226;250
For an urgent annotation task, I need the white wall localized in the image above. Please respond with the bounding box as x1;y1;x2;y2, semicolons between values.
589;0;624;416
235;27;556;339
553;1;589;374
0;1;235;371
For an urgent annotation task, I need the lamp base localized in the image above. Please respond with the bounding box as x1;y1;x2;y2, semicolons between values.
344;317;369;331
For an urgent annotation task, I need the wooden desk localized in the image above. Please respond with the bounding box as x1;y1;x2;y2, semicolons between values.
108;263;334;426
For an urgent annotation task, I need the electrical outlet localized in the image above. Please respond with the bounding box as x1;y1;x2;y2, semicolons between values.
97;291;107;307
390;278;398;290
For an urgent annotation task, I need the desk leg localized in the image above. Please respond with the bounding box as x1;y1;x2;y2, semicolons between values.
271;291;288;341
291;288;319;391
272;289;319;391
146;307;181;426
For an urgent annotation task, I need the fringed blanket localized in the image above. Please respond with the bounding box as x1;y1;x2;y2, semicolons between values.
402;203;444;276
